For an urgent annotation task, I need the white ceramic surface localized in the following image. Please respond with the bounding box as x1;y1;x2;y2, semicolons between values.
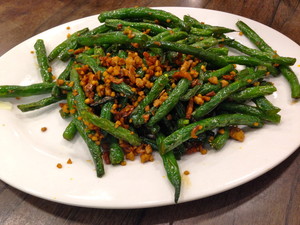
0;7;299;209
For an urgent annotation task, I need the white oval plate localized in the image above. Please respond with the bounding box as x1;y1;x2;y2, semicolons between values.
0;7;299;209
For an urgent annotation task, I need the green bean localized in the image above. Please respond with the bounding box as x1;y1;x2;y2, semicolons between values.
56;85;72;91
190;36;220;49
236;21;300;97
76;53;105;73
180;84;203;101
73;116;104;177
156;132;181;203
148;78;191;126
210;127;230;150
94;46;106;56
98;7;188;31
192;70;266;119
104;43;123;56
17;96;63;112
59;107;70;119
34;39;53;83
151;28;181;42
197;82;222;95
63;119;77;141
109;137;125;165
229;85;277;102
82;47;95;55
70;67;89;112
164;51;179;64
55;58;74;79
140;137;158;150
67;92;104;177
100;101;113;120
226;40;296;66
183;15;205;28
51;59;74;98
110;82;135;97
236;21;274;54
70;69;125;168
176;34;206;45
206;47;229;56
104;19;167;36
48;28;89;62
252;96;281;115
81;110;142;146
0;82;54;98
223;56;279;75
74;59;129;107
100;101;113;137
235;67;254;79
204;64;235;81
183;15;235;34
177;118;190;128
279;65;300;99
146;41;228;68
117;49;127;58
218;102;281;123
160;31;188;42
74;118;104;177
190;27;213;36
75;54;135;97
58;39;78;62
77;31;149;47
131;74;169;126
89;24;111;35
160;113;262;154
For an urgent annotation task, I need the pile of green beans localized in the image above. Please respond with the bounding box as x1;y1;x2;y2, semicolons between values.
1;7;299;203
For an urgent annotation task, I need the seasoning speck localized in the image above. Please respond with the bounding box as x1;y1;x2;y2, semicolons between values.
86;160;92;164
66;26;71;30
200;148;207;155
184;170;190;175
56;163;62;169
41;127;47;132
67;158;73;164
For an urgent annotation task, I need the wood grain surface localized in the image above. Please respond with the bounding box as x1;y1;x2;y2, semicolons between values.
0;0;299;224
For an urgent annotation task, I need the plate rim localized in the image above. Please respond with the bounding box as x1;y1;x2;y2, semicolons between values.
0;6;299;209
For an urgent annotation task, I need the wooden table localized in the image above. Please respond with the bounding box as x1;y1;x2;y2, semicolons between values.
0;1;299;224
